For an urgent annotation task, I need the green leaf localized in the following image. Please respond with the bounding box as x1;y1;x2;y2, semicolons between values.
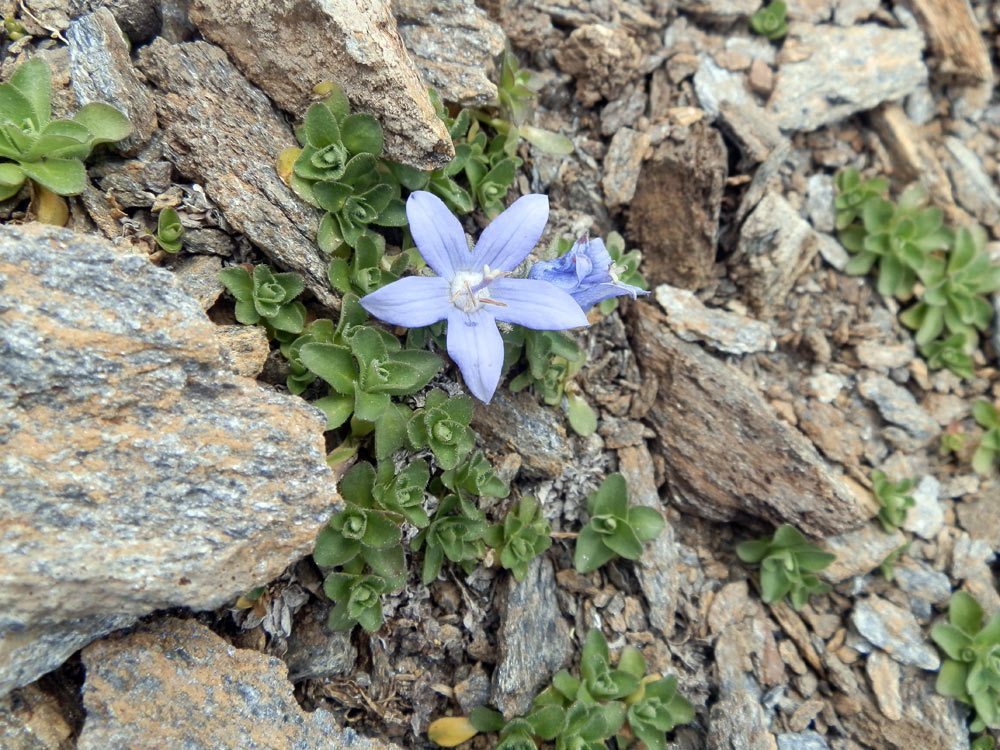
299;343;357;394
72;102;132;144
312;393;355;430
931;623;974;660
355;388;391;423
951;591;985;633
566;393;597;436
468;707;506;733
587;473;629;518
340;113;383;155
313;181;353;213
525;704;566;739
973;401;1000;429
735;538;770;563
628;506;665;542
0;162;25;198
18;158;86;195
374;402;410;460
519;123;573;154
314;525;361;567
936;658;971;698
603;521;643;559
218;267;254;300
360;510;402;549
617;645;646;679
304;101;343;150
9;58;51;127
267;300;306;333
233;299;261;325
574;524;617;573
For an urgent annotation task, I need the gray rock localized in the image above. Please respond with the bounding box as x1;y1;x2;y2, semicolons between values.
618;444;678;636
492;556;572;717
894;561;952;606
187;0;453;170
902;475;944;539
955;493;1000;553
814;231;850;271
284;601;357;682
851;596;940;670
675;0;759;20
65;8;157;154
0;224;339;697
855;339;915;371
94;159;173;208
769;23;927;132
69;0;162;42
943;137;1000;225
135;40;336;308
693;55;749;118
393;0;505;107
856;372;939;444
833;0;880;25
655;283;776;354
183;228;235;257
602;127;650;209
805;174;836;233
951;533;1000;615
553;24;641;106
821;527;904;583
169;254;224;310
732;192;822;314
78;617;396;749
717;99;787;164
600;81;647;135
777;733;829;750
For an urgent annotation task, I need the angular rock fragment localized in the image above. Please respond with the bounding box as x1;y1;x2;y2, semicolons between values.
626;123;726;290
393;0;506;107
628;303;873;536
856;372;939;444
850;596;940;670
655;283;775;354
66;9;157;154
136;40;335;307
0;225;339;696
602;127;649;209
821;526;905;583
188;0;453;170
943;137;1000;226
78;618;396;749
768;23;927;132
732;192;822;314
0;681;75;749
492;557;572;717
554;24;641;106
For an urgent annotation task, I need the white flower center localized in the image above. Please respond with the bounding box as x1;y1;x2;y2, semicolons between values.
449;266;508;313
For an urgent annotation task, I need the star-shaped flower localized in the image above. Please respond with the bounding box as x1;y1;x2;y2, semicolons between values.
360;191;589;403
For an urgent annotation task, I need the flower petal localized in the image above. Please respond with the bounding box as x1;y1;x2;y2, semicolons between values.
359;276;450;328
406;190;471;277
446;308;504;403
489;278;590;330
472;193;549;272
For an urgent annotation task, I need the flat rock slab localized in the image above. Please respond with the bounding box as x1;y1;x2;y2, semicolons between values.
188;0;453;171
628;302;872;537
492;556;572;717
768;23;927;132
0;225;339;696
78;617;397;749
135;39;336;308
393;0;505;107
851;596;940;670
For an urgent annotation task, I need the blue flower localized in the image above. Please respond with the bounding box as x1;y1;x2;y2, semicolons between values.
528;235;648;311
360;191;589;403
